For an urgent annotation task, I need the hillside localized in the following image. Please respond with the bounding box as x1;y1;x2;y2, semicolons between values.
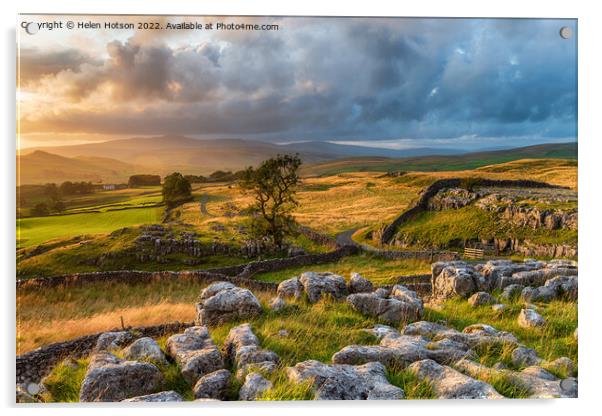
301;142;577;176
17;151;142;185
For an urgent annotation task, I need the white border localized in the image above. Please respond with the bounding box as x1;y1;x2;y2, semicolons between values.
3;1;601;415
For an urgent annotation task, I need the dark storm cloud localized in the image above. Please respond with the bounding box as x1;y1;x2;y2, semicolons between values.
22;17;577;147
19;47;100;84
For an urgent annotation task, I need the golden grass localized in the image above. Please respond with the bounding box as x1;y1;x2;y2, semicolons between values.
17;303;195;354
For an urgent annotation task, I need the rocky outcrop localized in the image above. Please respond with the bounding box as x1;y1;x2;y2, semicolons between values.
517;309;546;328
332;321;518;368
408;359;503;399
277;277;304;299
166;326;224;385
122;391;183;402
348;273;374;294
522;275;578;302
286;360;405;400
431;259;578;301
123;337;167;364
239;372;272;400
476;193;577;231
427;188;478;211
94;331;134;352
455;358;577;398
193;369;231;400
298;272;348;303
195;282;262;325
222;324;279;380
468;292;496;307
79;352;164;402
346;285;423;324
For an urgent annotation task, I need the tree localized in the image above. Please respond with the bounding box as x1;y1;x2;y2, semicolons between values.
52;200;66;213
239;154;301;247
43;183;60;201
128;174;161;187
31;202;49;216
162;172;192;207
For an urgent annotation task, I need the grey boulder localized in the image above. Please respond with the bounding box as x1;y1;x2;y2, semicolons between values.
468;292;496;307
122;391;183;402
166;326;224;385
238;372;272;400
348;272;374;294
79;352;164;402
518;309;546;328
286;360;404;400
298;272;348;303
408;359;502;399
123;337;167;365
195;282;262;325
193;369;231;400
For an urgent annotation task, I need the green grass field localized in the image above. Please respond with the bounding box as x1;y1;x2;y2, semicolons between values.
27;277;576;401
17;206;163;248
252;254;431;285
391;206;577;249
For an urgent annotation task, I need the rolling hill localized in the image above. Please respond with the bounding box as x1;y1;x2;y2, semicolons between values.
300;142;577;176
17;151;142;184
17;138;577;184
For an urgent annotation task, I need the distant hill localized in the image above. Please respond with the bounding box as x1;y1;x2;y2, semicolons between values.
21;135;468;177
301;142;577;176
18;137;577;184
17;151;141;185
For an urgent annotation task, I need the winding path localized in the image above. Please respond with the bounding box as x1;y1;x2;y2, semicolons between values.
200;194;214;217
335;228;360;247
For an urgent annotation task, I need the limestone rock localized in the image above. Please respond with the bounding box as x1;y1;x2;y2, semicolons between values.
511;345;542;367
223;323;279;377
518;309;546;328
94;331;134;352
546;357;575;377
286;360;404;400
468;292;496;307
79;353;164;402
409;359;502;399
299;272;348;303
193;369;231;400
500;284;524;301
346;292;422;325
195;282;262;325
277;277;303;299
334;321;517;369
268;296;287;311
166;326;224;385
238;372;272;400
122;391;183;402
348;272;374;294
123;337;167;364
491;303;506;312
431;262;478;300
363;324;399;340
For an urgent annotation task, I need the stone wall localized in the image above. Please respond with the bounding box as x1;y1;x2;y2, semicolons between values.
16;270;278;293
17;321;193;385
16;247;361;291
379;177;569;246
237;246;359;278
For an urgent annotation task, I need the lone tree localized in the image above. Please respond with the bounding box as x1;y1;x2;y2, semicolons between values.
239;154;301;247
129;174;161;187
162;172;192;207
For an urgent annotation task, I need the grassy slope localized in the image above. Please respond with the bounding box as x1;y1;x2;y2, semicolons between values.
29;278;576;401
393;206;577;249
252;254;431;285
17;206;163;248
301;143;577;177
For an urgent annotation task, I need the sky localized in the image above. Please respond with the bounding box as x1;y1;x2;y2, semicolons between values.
17;15;577;150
